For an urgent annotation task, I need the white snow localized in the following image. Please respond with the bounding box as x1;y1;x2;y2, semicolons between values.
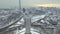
18;28;40;34
31;15;45;22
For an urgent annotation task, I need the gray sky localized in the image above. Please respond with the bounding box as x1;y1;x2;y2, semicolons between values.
0;0;60;8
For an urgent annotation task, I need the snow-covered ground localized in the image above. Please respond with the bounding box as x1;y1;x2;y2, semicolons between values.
31;15;45;22
0;7;60;34
18;28;40;34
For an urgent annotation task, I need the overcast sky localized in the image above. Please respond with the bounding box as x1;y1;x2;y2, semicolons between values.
0;0;60;8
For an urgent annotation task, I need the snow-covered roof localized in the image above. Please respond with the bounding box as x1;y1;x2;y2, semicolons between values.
31;15;45;22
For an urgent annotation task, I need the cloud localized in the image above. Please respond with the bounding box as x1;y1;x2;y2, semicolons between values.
33;4;60;7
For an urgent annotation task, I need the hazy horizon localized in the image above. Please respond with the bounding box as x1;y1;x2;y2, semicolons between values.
0;0;60;8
